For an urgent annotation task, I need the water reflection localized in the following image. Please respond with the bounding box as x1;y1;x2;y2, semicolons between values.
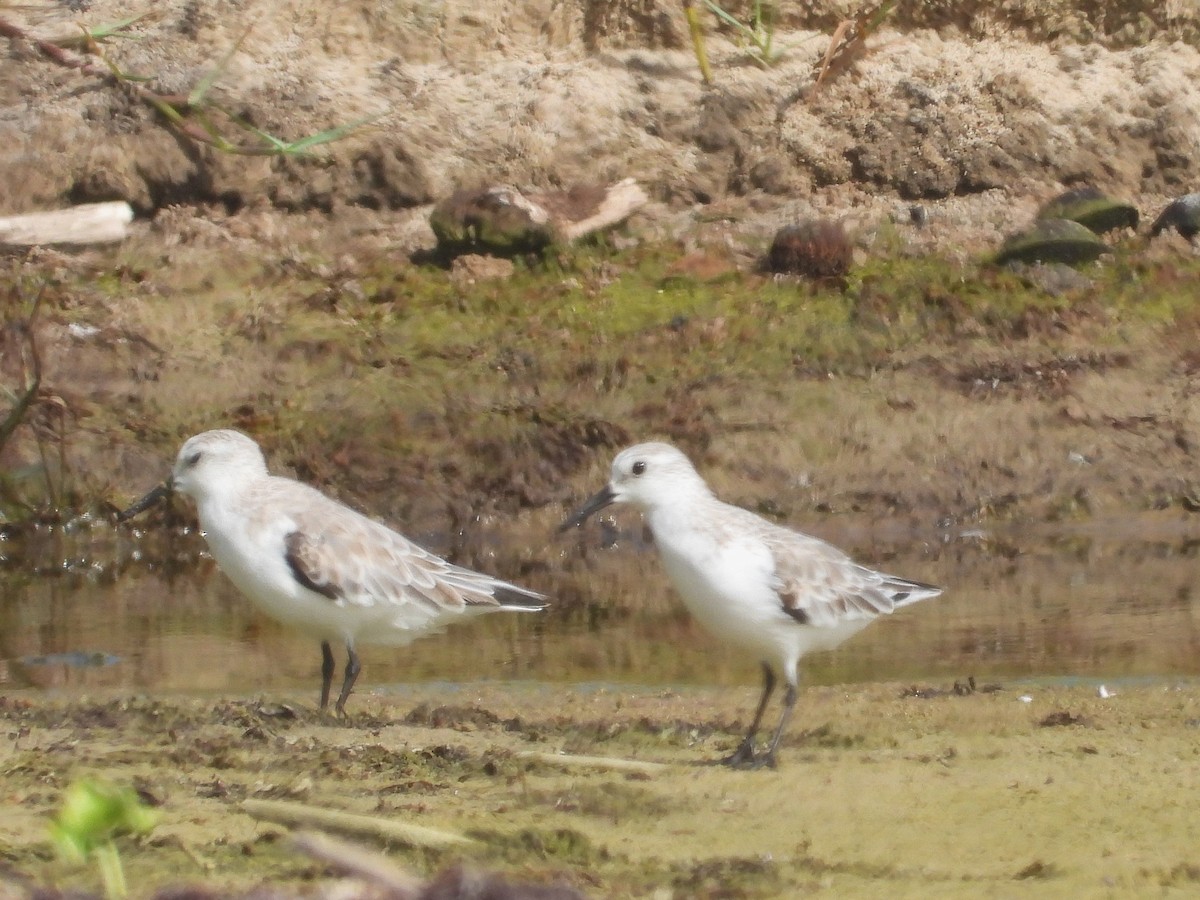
2;518;1200;699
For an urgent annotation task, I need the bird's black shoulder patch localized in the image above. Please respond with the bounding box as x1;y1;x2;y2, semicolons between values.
779;590;809;624
284;531;340;601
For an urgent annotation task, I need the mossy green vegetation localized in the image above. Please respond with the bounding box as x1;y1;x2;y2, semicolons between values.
6;235;1200;533
225;241;1199;397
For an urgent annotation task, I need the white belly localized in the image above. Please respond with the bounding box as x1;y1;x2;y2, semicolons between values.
200;512;456;648
657;533;872;677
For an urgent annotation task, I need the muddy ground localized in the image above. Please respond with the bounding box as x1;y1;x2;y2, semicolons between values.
2;680;1200;899
4;1;1200;897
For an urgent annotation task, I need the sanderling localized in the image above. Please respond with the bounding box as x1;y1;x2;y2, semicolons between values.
561;442;941;769
120;429;547;716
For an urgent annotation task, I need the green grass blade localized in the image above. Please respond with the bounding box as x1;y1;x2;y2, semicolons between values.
865;0;897;33
700;0;752;36
87;14;147;42
188;25;252;109
279;114;380;154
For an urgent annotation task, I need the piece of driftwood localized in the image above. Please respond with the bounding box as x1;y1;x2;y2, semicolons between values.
517;750;668;774
429;178;647;257
0;201;133;248
555;178;648;242
291;830;422;896
241;798;477;849
292;832;589;900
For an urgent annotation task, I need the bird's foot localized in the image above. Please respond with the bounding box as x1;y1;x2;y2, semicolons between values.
315;704;349;724
750;750;778;770
728;752;778;771
720;740;758;768
720;741;778;770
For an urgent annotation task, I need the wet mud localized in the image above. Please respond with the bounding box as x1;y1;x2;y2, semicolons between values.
2;680;1199;898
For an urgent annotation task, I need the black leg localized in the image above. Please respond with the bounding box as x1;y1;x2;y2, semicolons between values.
334;645;361;718
320;641;335;712
758;683;797;770
722;663;775;768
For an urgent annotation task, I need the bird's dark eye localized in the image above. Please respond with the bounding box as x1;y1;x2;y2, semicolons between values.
186;451;202;467
631;460;646;476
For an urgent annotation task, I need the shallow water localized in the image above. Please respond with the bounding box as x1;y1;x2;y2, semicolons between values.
2;516;1200;700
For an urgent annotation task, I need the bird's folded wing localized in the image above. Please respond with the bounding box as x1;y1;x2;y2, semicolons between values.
765;533;903;627
283;512;503;614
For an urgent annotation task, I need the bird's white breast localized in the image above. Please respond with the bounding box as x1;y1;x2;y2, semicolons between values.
649;504;790;650
198;494;305;617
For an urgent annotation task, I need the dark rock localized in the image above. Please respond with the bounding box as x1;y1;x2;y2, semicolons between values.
1037;185;1138;234
994;218;1109;267
1150;193;1200;241
430;186;556;256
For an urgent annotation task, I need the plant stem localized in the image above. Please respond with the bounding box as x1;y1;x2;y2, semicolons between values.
0;284;44;457
683;1;713;84
94;841;127;900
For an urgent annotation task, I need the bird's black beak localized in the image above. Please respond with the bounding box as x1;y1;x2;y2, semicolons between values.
116;481;172;523
558;485;617;533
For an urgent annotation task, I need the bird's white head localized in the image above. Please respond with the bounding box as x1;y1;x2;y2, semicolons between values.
170;429;268;502
561;441;710;529
607;442;710;511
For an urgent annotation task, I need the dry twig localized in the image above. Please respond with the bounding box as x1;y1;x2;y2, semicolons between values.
809;1;895;99
0;13;374;156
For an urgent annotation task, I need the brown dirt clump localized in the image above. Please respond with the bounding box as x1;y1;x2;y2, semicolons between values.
765;219;853;278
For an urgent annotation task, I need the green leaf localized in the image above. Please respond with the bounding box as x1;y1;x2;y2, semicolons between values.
234;113;379;157
50;779;158;860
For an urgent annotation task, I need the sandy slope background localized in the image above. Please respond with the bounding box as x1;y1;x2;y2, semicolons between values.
2;0;1199;249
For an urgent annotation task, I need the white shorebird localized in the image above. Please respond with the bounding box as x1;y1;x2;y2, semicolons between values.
120;429;547;716
561;442;941;769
